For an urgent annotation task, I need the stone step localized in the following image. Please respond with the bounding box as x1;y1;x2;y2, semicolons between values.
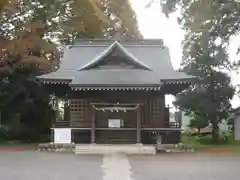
75;144;156;155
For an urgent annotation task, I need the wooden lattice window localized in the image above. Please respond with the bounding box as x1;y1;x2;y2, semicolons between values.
70;99;89;126
151;99;162;126
152;99;161;115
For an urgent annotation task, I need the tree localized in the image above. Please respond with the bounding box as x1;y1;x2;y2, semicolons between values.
158;0;238;142
174;58;235;142
159;0;240;68
188;112;209;134
0;0;141;140
101;0;142;39
0;0;9;11
1;0;141;72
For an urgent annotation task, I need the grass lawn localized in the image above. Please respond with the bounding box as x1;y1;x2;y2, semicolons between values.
182;135;240;154
0;141;38;150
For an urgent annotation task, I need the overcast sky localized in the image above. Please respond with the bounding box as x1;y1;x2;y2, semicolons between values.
131;0;240;109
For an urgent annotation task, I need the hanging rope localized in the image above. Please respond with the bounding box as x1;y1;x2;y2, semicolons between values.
91;103;139;112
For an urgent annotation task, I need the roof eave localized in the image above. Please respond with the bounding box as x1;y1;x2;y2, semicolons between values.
69;83;162;87
71;86;162;91
160;77;194;85
38;78;71;84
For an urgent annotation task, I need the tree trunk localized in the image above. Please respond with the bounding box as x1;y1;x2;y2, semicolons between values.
211;119;219;143
231;120;235;140
198;128;201;134
0;111;1;128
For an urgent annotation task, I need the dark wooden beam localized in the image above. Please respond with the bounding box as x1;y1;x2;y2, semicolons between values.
136;107;141;143
91;108;96;143
91;102;144;106
149;99;152;126
161;95;165;127
50;129;54;143
69;91;164;99
140;128;181;131
96;128;137;130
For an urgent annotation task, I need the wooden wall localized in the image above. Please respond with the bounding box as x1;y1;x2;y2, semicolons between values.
95;111;137;128
53;90;180;144
68;91;167;129
95;130;136;144
141;97;166;128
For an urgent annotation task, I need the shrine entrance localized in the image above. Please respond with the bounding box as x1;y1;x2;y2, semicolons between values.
91;103;141;144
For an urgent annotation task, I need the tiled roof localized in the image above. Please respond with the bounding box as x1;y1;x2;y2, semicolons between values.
70;69;160;86
37;39;193;89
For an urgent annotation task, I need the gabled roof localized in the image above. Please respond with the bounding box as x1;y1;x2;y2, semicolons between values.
37;39;193;91
78;41;151;71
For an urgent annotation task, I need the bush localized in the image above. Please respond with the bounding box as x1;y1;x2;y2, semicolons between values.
182;132;234;147
0;126;10;141
0;123;47;142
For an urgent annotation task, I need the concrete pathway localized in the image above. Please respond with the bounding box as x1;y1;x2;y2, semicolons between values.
102;153;134;180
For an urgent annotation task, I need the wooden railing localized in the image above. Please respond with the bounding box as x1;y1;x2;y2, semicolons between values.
53;120;181;129
53;121;70;128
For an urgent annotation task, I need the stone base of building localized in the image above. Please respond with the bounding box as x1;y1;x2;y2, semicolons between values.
37;143;156;155
38;143;75;153
37;143;195;154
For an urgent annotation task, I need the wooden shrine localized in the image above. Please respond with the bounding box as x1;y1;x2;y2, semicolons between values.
37;26;193;145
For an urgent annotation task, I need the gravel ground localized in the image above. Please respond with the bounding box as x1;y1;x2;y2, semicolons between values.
128;153;240;180
0;151;103;180
0;151;240;180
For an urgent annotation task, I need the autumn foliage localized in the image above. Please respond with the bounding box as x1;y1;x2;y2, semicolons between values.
0;0;141;141
0;0;141;73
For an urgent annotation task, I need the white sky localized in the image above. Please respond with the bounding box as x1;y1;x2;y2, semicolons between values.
131;0;240;109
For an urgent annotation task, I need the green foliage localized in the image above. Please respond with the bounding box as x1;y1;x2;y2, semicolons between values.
174;56;235;142
175;64;235;118
102;0;142;39
159;0;239;142
188;113;208;132
160;0;240;68
0;126;9;142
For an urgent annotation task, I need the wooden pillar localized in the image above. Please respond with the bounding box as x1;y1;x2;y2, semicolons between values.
91;108;96;143
149;99;152;127
50;129;54;143
64;100;70;121
161;95;165;127
136;107;141;143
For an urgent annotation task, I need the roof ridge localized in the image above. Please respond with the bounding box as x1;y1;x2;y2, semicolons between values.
79;68;155;72
69;44;164;48
73;38;164;42
70;39;164;47
78;41;152;71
